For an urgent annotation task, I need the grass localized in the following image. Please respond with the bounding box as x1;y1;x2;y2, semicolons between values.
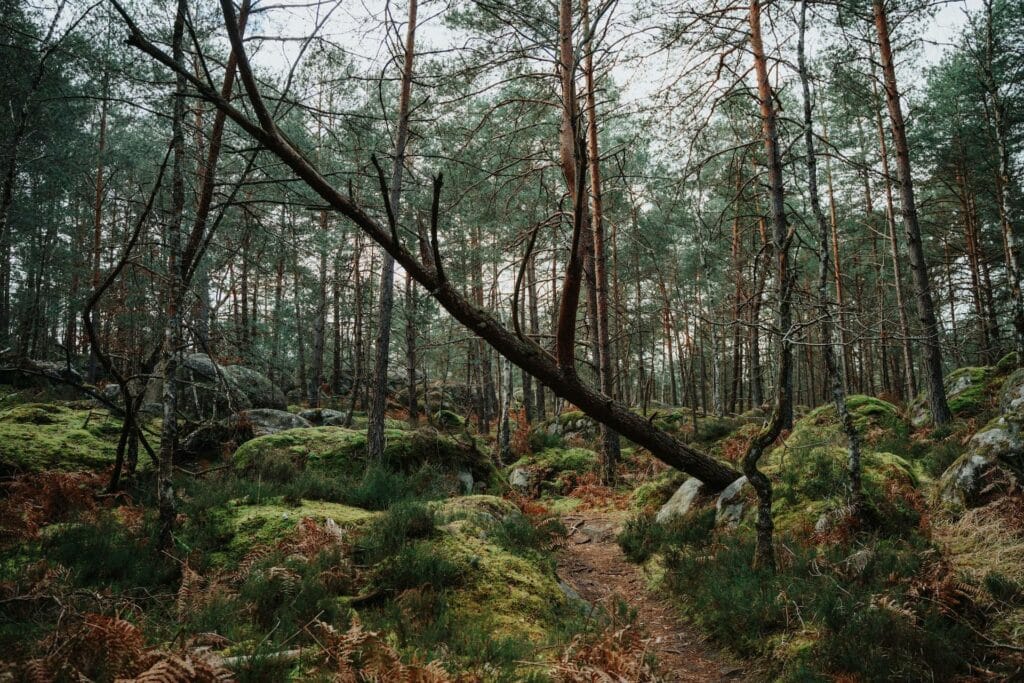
659;533;977;681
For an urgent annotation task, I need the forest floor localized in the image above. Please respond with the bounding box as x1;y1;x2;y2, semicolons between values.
557;509;745;682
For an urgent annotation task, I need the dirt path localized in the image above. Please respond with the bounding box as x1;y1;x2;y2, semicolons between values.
557;510;745;682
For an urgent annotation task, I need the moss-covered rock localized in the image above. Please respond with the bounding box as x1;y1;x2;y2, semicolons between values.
631;469;688;512
507;447;599;495
910;366;1001;428
434;409;465;431
765;447;917;535
937;416;1023;508
0;403;128;474
232;426;493;480
436;515;567;641
799;395;908;447
217;499;377;563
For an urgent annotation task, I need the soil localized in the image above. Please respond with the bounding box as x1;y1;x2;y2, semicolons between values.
557;510;746;682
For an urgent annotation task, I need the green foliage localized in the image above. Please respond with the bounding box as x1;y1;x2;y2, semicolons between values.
663;535;977;681
617;509;716;564
44;514;176;588
0;403;128;474
357;501;437;564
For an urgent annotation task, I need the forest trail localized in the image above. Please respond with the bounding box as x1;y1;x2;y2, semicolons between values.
557;510;745;682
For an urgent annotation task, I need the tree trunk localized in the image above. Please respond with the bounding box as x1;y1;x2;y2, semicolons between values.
158;0;187;549
798;0;864;515
369;0;417;459
744;0;792;570
873;0;951;424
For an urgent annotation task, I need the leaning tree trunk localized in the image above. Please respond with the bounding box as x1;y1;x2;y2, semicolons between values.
873;0;951;425
369;0;417;460
798;0;864;516
114;0;744;491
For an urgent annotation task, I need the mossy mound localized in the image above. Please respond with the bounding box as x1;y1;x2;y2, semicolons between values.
433;409;465;431
794;395;909;452
232;426;492;480
433;494;520;527
509;447;599;495
765;447;919;536
0;403;127;474
223;499;377;561
435;511;568;641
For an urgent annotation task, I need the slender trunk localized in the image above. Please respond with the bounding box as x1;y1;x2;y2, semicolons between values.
369;0;417;459
581;0;620;482
310;235;328;407
87;73;109;383
405;272;419;426
872;74;917;401
798;1;864;515
158;0;187;549
745;0;792;570
873;0;951;424
332;248;343;394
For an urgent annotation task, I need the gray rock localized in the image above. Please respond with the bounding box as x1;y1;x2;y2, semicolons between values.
299;408;348;426
655;477;704;524
145;354;284;422
222;365;286;410
457;470;474;495
937;416;1021;506
715;476;750;526
181;409;311;459
509;467;533;491
242;409;312;435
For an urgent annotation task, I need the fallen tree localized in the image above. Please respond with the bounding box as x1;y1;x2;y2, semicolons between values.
109;0;742;491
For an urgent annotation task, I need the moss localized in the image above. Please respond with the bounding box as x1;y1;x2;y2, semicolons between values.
912;366;1002;426
631;469;688;511
0;403;131;474
434;409;465;430
224;499;376;560
996;352;1019;374
794;396;909;455
432;495;519;527
555;410;587;426
763;444;919;535
232;426;492;479
437;518;567;641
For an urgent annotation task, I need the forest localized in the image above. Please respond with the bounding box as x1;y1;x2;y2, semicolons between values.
0;0;1022;679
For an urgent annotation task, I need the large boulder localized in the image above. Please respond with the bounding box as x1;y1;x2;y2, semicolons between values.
655;478;705;524
937;418;1021;507
145;354;284;423
299;408;349;426
181;409;312;459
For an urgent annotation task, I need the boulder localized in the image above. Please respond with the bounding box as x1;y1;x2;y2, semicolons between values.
457;470;474;495
145;354;284;422
221;365;286;410
509;467;533;492
243;409;312;434
715;476;750;526
299;408;348;426
181;409;312;459
911;366;996;428
655;478;704;524
937;416;1022;507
